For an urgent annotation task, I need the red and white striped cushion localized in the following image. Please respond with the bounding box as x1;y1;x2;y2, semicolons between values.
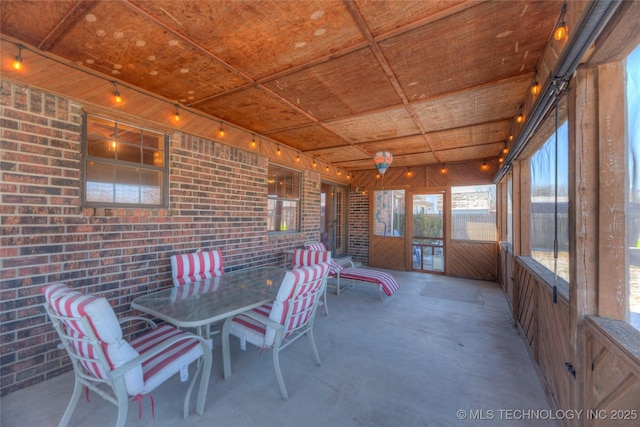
130;324;204;394
304;242;326;252
171;250;224;286
42;283;143;394
293;248;343;275
338;268;400;296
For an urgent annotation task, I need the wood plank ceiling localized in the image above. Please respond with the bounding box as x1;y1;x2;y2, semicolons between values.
0;0;569;173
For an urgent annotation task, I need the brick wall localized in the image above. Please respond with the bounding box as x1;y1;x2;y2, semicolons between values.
349;190;369;265
0;81;322;396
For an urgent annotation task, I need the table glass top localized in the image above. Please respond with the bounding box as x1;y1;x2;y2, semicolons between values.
131;267;287;327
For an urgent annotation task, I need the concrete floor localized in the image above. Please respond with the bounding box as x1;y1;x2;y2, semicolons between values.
1;270;559;427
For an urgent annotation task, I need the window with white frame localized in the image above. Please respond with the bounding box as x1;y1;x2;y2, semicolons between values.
267;164;301;232
83;115;167;207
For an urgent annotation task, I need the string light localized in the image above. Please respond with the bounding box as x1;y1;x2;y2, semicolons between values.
481;160;488;171
406;167;413;177
277;145;281;155
554;4;568;41
113;81;122;104
313;159;317;168
296;153;300;162
173;104;180;122
250;134;256;148
218;122;225;137
516;111;524;124
503;143;508;154
441;164;446;173
531;78;540;95
12;44;23;70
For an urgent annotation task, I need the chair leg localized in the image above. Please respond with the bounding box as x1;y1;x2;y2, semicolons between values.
113;380;129;427
322;284;329;316
194;343;212;416
272;343;288;401
57;377;83;427
308;327;322;366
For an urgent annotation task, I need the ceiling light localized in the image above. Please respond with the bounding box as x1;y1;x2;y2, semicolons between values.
113;81;122;104
277;145;281;155
406;168;413;177
12;45;23;70
218;122;225;137
531;79;540;95
516;112;524;124
441;164;446;173
313;159;317;168
482;160;488;171
554;4;568;41
296;153;300;162
250;135;256;148
326;165;330;172
173;105;180;122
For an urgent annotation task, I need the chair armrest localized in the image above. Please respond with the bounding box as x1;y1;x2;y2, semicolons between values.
108;333;210;381
234;310;285;332
118;316;157;328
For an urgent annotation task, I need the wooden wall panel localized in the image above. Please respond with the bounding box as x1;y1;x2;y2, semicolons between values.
513;258;572;413
369;236;405;270
516;261;537;351
585;317;640;427
447;241;497;280
537;285;572;411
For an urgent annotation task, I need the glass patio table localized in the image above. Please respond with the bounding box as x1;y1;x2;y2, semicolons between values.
131;267;287;331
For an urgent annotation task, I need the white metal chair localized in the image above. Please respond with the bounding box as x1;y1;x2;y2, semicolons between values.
221;263;330;400
42;283;212;427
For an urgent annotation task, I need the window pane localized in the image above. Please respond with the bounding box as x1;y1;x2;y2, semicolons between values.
626;43;640;329
140;169;162;204
115;166;140;203
86;161;114;203
451;185;496;241
267;199;298;232
117;143;140;164
530;120;569;282
373;190;405;237
267;164;301;232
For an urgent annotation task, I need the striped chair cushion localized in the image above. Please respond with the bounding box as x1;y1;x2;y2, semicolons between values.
304;242;327;252
338;268;400;296
42;283;143;394
130;324;204;394
294;248;343;275
171;249;224;286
